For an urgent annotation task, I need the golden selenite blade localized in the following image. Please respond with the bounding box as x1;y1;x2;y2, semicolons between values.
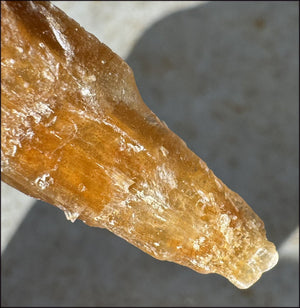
1;1;278;289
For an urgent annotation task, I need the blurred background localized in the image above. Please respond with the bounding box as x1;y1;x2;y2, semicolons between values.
1;1;299;306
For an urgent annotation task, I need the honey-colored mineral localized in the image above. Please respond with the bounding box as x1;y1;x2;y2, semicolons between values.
1;1;278;289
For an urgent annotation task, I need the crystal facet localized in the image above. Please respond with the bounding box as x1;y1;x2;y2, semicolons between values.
1;1;278;289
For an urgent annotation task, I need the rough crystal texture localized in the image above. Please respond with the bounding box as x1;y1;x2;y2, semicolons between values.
1;1;278;289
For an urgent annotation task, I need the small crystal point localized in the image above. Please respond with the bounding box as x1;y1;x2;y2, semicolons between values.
1;1;278;288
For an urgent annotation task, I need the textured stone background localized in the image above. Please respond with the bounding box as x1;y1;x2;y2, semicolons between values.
1;1;299;306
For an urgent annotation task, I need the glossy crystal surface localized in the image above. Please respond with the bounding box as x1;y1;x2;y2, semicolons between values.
1;1;278;289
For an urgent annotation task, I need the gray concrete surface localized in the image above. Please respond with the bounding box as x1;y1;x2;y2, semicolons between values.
1;1;299;306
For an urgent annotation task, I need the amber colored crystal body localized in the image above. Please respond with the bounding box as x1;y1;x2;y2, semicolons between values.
1;1;278;289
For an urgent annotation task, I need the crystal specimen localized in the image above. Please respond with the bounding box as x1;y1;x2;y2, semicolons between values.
1;1;278;289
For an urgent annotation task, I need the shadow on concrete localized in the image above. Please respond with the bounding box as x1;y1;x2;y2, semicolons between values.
2;1;299;306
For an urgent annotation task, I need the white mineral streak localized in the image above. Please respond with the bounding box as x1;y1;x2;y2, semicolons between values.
224;191;240;213
193;237;206;251
87;74;96;82
106;167;135;193
45;115;57;127
119;136;127;151
126;143;145;153
38;3;74;61
42;68;56;82
34;173;54;190
118;134;146;154
56;204;67;212
214;177;223;191
81;87;91;96
193;240;200;251
35;101;54;118
102;117;155;161
196;189;210;205
199;158;209;172
9;102;54;129
135;189;166;215
219;214;231;233
16;46;23;53
156;164;177;189
64;210;80;223
78;183;87;192
219;214;233;244
159;146;169;157
1;108;35;167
